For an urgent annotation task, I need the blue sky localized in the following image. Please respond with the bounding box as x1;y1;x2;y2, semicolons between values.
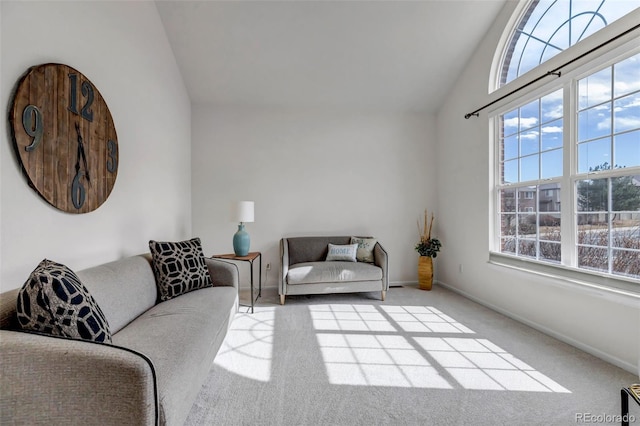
502;52;639;184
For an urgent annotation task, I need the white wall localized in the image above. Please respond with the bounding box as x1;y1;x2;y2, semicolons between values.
0;1;191;291
191;105;436;288
436;2;639;375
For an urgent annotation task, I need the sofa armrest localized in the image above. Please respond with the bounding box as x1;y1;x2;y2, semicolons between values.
374;242;389;291
280;238;290;295
205;258;239;289
0;330;158;426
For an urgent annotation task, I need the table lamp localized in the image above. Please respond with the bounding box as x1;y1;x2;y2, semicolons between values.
232;201;254;256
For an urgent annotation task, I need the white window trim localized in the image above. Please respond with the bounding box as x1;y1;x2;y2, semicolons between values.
488;8;640;101
488;12;640;297
488;251;640;304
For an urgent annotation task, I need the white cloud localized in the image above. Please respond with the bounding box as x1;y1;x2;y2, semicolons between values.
542;126;562;133
504;117;519;129
614;81;640;96
597;120;612;131
615;117;640;130
543;105;563;120
579;82;610;105
520;117;539;128
614;97;640;111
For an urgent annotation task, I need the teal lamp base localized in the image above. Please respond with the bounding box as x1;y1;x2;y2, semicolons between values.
233;223;250;257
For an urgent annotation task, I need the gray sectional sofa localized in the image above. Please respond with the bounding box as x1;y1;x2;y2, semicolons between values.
0;254;239;426
280;236;388;304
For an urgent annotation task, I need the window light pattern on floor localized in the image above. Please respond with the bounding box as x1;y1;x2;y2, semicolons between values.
313;304;570;393
309;304;397;332
213;307;275;382
380;305;474;334
316;332;451;388
414;337;570;393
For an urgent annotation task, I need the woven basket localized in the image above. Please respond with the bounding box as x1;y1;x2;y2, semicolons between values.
418;256;433;291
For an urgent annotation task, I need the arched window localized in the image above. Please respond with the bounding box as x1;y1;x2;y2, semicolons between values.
491;1;640;289
500;0;638;86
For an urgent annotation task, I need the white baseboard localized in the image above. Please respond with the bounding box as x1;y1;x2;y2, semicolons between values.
390;280;417;287
438;280;639;377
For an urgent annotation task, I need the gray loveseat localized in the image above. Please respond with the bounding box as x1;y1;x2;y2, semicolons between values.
0;254;238;426
280;236;388;305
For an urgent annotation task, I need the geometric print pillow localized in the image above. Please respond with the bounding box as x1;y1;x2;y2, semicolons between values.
15;259;112;344
149;237;213;302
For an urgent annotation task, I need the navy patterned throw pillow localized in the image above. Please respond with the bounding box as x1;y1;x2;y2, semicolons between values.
16;259;112;343
149;237;213;302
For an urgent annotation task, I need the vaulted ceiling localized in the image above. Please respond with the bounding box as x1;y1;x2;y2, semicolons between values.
156;1;507;113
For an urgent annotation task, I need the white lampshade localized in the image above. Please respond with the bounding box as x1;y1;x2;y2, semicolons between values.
231;201;254;223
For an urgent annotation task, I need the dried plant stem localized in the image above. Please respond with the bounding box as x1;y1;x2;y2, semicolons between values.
418;209;435;242
424;210;428;240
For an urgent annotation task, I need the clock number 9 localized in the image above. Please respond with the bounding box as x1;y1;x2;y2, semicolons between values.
68;73;94;122
71;170;86;209
107;140;118;173
22;105;43;152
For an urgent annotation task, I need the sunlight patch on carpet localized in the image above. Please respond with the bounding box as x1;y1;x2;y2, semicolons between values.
414;337;571;393
309;304;397;332
311;304;571;392
316;332;452;388
381;305;474;333
214;307;275;382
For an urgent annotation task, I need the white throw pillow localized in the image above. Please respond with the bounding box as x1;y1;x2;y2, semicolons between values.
325;243;358;262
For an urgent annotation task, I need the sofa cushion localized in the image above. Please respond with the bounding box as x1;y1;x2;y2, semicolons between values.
15;259;112;343
77;255;158;334
326;243;358;262
112;286;237;426
287;261;383;285
149;238;212;302
351;237;378;263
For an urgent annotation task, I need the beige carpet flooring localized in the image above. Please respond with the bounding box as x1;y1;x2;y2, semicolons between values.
185;284;638;425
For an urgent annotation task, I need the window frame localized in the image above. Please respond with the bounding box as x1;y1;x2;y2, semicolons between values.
497;0;640;87
488;23;640;297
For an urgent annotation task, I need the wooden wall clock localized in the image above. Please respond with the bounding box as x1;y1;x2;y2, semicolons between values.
9;63;118;214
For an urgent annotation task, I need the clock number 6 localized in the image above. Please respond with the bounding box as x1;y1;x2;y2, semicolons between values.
22;105;43;152
68;73;94;122
71;170;86;209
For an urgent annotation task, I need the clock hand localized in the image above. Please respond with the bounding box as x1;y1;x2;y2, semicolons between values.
75;123;91;186
79;144;91;187
75;143;81;175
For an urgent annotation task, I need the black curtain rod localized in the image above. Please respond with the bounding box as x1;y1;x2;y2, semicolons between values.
464;21;640;120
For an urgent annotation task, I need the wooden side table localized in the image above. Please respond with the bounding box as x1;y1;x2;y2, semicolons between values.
211;252;261;313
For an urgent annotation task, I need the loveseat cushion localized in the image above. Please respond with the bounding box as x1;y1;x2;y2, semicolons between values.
16;259;112;343
287;236;352;265
287;261;383;285
149;238;212;302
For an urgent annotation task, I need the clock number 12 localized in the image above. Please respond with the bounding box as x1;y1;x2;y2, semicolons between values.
68;73;94;122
